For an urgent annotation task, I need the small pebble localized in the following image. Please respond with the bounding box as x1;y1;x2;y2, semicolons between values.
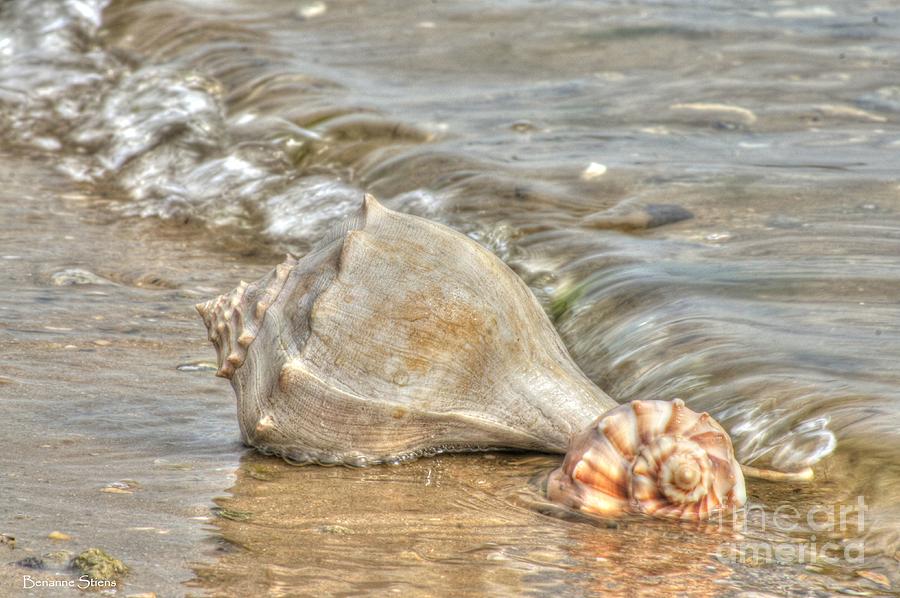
816;104;886;123
32;136;62;151
581;162;608;181
773;6;835;18
48;531;72;541
706;232;732;242
101;480;139;494
297;1;326;19
510;120;538;133
1;533;15;548
50;269;113;286
93;339;111;346
212;507;252;522
246;465;277;481
644;204;694;228
670;102;757;125
72;547;128;580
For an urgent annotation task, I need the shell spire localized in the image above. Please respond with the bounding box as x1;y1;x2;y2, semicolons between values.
547;399;746;520
195;255;298;379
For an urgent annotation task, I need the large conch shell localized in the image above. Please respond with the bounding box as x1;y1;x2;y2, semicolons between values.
547;399;746;520
196;194;616;465
196;194;746;519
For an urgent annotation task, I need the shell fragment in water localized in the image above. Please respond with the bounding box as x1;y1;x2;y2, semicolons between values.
547;399;747;520
196;194;616;466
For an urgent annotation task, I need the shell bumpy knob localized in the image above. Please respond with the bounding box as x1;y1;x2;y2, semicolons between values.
548;399;746;520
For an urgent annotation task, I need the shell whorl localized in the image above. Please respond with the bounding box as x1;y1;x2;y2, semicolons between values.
195;255;297;379
547;399;746;520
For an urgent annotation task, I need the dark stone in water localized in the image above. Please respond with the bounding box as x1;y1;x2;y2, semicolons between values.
16;556;45;570
583;202;694;231
768;214;805;229
643;203;695;228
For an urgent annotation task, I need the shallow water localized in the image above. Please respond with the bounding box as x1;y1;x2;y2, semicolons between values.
1;0;899;595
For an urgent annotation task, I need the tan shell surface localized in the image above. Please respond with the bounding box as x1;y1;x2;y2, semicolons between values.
196;195;616;465
547;399;747;520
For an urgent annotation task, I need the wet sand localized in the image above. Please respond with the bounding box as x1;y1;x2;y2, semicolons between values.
0;154;273;595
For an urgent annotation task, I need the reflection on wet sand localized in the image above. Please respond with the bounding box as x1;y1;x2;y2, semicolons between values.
193;451;894;596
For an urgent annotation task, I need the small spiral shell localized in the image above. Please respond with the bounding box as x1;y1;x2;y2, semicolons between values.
547;399;746;520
